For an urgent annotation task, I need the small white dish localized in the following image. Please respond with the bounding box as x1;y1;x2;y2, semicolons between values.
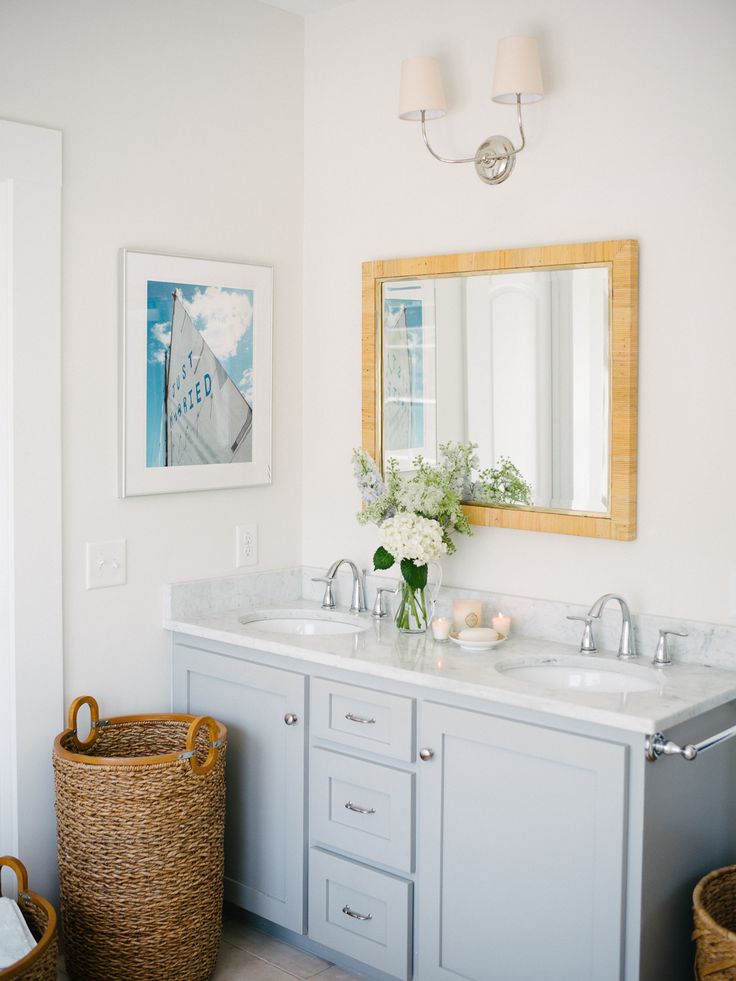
449;632;507;652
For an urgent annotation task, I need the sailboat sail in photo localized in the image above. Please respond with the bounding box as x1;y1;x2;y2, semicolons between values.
165;294;253;466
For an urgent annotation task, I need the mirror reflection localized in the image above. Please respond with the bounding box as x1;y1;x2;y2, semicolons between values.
382;265;611;515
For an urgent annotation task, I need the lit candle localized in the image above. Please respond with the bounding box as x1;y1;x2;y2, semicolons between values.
431;617;452;642
492;612;511;637
452;600;482;632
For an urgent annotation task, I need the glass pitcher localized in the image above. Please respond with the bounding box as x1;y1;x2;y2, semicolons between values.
394;560;443;634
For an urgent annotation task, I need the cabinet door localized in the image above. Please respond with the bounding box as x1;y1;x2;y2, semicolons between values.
173;644;306;933
417;702;628;981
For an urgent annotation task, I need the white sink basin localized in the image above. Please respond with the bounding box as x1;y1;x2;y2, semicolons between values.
496;656;661;694
239;610;368;636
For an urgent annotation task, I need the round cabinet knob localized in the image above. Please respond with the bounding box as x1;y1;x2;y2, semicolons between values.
419;748;434;761
284;713;299;726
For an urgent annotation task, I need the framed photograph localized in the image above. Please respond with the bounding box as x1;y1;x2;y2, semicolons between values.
119;250;272;496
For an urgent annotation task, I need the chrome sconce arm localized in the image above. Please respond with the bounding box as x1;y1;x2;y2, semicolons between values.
419;112;476;164
419;96;527;185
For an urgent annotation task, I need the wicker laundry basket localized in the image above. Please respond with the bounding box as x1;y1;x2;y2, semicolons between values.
0;856;57;981
693;865;736;979
53;696;226;981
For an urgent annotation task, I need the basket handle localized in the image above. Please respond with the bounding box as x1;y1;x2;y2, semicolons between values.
67;695;100;751
183;716;223;776
0;856;29;898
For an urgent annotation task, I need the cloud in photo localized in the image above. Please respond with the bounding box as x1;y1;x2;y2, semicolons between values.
149;321;171;363
240;367;254;408
185;286;253;361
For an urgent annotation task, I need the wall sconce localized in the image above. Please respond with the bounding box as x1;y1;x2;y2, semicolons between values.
398;37;544;185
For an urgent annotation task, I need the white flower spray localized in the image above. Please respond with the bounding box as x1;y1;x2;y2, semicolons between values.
351;443;532;631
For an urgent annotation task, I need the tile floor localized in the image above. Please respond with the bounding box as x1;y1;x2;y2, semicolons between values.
56;915;365;980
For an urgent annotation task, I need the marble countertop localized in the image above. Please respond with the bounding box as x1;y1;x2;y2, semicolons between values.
165;600;736;735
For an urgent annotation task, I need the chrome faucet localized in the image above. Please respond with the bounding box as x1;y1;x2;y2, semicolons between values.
312;558;367;615
587;593;637;658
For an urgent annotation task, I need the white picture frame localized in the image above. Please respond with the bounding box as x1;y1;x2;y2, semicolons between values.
119;249;272;497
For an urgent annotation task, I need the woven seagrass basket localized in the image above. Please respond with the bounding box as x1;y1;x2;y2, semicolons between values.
693;865;736;979
0;856;57;981
53;696;226;981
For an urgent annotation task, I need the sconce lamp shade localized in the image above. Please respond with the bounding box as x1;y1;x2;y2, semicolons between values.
492;36;544;104
399;56;447;120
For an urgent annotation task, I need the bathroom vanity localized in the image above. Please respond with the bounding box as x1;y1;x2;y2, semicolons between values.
167;592;736;981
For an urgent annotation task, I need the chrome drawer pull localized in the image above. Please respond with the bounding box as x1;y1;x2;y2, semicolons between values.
344;800;376;815
345;712;376;725
342;904;372;922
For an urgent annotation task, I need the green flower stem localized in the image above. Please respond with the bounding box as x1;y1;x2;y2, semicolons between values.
396;577;429;633
409;588;421;627
419;588;428;624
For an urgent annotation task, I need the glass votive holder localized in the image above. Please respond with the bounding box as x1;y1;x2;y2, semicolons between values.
492;612;512;637
431;617;452;642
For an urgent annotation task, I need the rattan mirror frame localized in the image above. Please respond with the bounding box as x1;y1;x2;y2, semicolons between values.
362;239;638;541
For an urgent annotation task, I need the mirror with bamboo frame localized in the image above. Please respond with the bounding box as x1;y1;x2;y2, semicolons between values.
362;239;638;540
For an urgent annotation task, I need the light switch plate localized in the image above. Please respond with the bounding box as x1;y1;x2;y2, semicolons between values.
86;540;127;589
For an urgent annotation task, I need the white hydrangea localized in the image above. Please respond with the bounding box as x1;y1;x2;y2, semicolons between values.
379;512;447;566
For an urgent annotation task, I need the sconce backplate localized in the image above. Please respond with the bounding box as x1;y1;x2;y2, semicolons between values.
474;136;516;185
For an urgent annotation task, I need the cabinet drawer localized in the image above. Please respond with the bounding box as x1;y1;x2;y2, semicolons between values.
311;678;414;761
311;748;414;872
308;848;412;980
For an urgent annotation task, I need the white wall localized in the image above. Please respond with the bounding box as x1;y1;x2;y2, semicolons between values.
302;0;736;625
0;120;62;902
0;0;305;713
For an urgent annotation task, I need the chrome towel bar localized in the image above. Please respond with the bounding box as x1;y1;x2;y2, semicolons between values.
645;721;736;762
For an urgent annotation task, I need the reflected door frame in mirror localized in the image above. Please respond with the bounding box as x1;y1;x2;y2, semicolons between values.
362;239;638;541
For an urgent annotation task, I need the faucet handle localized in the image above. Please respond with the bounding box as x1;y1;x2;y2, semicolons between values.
567;614;599;653
652;628;688;667
312;575;337;610
372;585;398;619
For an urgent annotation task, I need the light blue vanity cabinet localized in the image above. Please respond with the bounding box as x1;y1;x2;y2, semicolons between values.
169;630;736;981
416;702;628;981
172;640;307;933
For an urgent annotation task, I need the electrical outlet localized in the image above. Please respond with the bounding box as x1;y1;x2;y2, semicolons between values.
236;524;258;567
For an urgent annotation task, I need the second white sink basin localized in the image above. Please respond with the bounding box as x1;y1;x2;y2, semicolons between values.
496;656;662;694
239;610;368;636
